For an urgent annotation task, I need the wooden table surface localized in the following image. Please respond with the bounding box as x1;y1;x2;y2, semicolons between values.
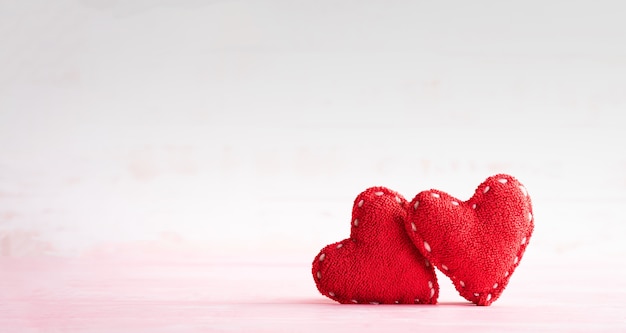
2;252;625;333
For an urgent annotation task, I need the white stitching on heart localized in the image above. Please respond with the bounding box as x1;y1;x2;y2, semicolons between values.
451;201;459;206
395;196;402;203
483;186;490;194
317;271;321;279
472;203;477;209
353;219;359;227
336;244;343;249
441;264;448;271
425;259;430;267
498;178;508;184
358;199;364;207
459;280;465;287
520;185;528;196
505;271;509;277
414;201;419;210
514;256;519;264
430;288;435;298
414;298;420;303
395;300;400;304
431;193;440;198
487;294;492;301
375;191;384;196
411;222;417;232
474;292;480;297
493;283;498;289
329;292;335;297
370;301;379;305
319;253;325;262
528;212;533;222
423;241;431;253
521;236;527;245
428;281;433;288
351;299;358;303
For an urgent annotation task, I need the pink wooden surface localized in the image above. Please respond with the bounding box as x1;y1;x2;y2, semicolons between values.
2;254;625;332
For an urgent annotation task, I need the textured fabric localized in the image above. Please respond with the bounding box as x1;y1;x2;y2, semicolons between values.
405;174;534;306
312;187;439;304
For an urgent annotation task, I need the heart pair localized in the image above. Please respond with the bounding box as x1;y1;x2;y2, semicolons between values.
312;174;534;306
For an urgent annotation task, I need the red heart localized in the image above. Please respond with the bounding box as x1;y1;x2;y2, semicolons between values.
312;187;439;304
405;174;534;306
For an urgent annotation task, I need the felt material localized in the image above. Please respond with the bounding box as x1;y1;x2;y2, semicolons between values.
312;187;439;304
405;174;534;306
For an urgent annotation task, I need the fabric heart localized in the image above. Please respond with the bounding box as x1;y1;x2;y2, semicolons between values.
405;174;534;306
312;187;439;304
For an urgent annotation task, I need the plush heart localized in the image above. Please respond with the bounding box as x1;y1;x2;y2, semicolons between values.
312;187;439;304
405;174;534;306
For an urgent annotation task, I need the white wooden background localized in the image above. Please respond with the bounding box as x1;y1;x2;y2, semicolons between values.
1;1;625;331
